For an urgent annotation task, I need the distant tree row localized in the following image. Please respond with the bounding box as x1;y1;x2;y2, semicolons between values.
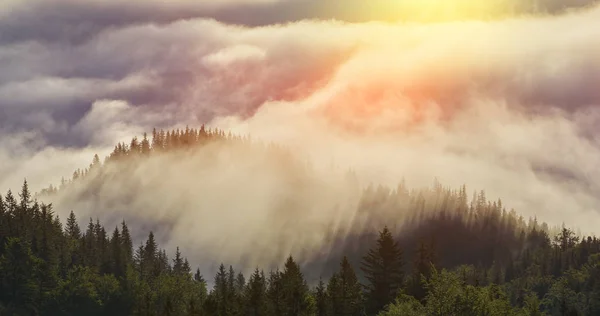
39;126;287;196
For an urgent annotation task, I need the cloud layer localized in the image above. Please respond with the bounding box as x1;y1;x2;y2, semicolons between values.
2;0;600;274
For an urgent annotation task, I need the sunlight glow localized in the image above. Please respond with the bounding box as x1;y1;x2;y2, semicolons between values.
366;0;512;22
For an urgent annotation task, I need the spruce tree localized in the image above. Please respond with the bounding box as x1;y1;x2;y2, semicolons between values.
361;226;405;314
120;221;133;265
0;238;40;314
236;272;246;295
267;268;284;315
83;218;97;267
226;265;240;315
245;268;268;316
37;205;60;309
327;256;363;316
182;259;192;277
194;268;205;284
407;239;436;302
0;194;6;252
65;211;81;240
279;256;310;315
143;232;158;279
19;179;31;212
213;263;229;315
314;278;327;316
173;247;184;275
110;227;125;278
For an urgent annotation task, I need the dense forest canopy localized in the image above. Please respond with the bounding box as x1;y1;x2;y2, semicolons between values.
0;127;596;315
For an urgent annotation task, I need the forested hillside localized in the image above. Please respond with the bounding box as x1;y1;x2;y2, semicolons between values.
1;128;599;315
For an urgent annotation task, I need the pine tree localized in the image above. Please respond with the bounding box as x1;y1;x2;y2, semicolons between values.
407;239;436;301
37;205;60;309
0;194;6;252
279;256;310;315
245;269;268;316
173;247;184;275
267;269;284;315
142;232;158;280
14;180;32;239
91;154;101;170
182;259;192;277
226;265;241;314
213;263;229;315
19;179;31;212
96;223;109;274
110;227;125;278
0;238;40;314
236;272;246;296
120;221;133;265
141;133;151;155
65;211;81;239
194;268;205;284
361;226;405;314
134;243;145;275
83;218;97;268
157;249;170;275
5;190;17;214
130;137;139;155
314;278;327;316
327;256;363;316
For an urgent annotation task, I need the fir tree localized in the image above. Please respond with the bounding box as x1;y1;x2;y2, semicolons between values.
120;221;133;265
212;263;229;315
143;231;158;280
245;268;268;316
407;239;436;301
0;238;40;314
327;256;363;316
65;211;81;240
279;256;310;315
314;277;327;316
110;227;125;278
194;268;205;284
361;226;405;314
173;247;184;276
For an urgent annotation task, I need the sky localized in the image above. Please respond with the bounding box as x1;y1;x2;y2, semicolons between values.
2;0;600;271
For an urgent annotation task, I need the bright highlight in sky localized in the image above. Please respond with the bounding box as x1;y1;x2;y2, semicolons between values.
365;0;512;22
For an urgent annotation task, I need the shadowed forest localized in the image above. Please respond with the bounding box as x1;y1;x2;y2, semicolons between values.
0;128;599;316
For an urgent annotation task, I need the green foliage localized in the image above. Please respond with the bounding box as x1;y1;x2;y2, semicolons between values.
407;239;436;301
244;268;268;315
0;237;40;315
55;266;107;315
279;256;311;315
378;294;426;316
361;226;404;314
314;277;327;316
326;256;363;316
421;268;524;316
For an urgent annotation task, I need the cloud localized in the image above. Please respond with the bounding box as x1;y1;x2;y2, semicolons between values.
1;0;598;45
2;0;600;276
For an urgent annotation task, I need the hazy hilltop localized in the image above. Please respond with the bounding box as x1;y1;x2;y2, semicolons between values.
37;126;539;279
